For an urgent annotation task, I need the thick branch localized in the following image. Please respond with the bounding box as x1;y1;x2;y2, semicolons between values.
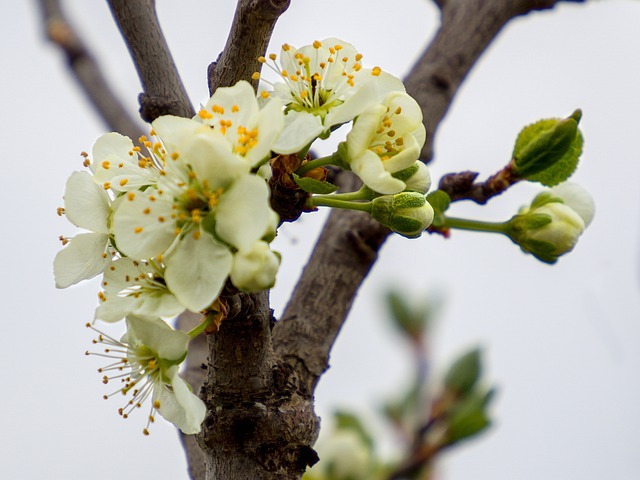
35;0;144;139
274;0;580;399
107;0;194;121
207;0;291;93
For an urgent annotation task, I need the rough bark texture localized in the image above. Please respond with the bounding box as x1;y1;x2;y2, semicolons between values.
40;0;588;478
207;0;291;93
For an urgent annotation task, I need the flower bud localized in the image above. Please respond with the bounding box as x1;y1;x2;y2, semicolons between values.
371;192;434;238
508;183;594;263
230;241;281;291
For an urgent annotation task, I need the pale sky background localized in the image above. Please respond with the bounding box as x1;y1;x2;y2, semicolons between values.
2;1;639;479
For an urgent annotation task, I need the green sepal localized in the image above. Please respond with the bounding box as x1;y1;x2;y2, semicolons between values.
335;142;352;170
512;109;583;186
334;410;374;450
444;348;482;396
510;213;553;233
391;163;420;182
292;173;338;194
426;190;451;227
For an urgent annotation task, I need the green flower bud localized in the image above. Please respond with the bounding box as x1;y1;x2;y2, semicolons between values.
371;192;434;238
507;182;594;263
512;109;583;186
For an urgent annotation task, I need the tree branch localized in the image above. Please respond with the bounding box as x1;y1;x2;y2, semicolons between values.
207;0;291;93
35;0;144;140
107;0;194;121
408;0;583;163
273;0;580;403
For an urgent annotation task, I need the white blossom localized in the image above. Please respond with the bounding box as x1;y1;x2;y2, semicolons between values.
86;315;206;435
346;91;426;194
259;38;405;153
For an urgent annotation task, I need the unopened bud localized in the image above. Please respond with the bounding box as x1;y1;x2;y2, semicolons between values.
371;192;434;238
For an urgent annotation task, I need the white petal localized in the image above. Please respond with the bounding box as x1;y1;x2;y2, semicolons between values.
164;233;232;312
216;175;272;251
346;104;386;158
550;182;595;227
182;133;249;190
54;233;110;288
125;316;189;361
64;171;110;233
350;150;406;195
154;368;206;434
152;115;206;153
92;132;135;164
243;97;284;167
112;189;176;260
272;111;323;154
94;294;140;323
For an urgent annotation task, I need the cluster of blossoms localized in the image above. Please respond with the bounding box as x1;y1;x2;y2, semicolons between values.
55;80;285;434
54;38;593;436
54;38;437;435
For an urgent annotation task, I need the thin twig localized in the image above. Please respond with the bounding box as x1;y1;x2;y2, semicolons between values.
273;0;582;402
35;0;144;139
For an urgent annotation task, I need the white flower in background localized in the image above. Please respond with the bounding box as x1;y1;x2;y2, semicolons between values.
258;38;405;153
196;80;283;168
305;429;372;480
113;114;279;312
510;182;595;263
90;132;162;192
54;171;113;288
86;315;206;435
230;241;281;291
346;91;426;194
95;257;185;323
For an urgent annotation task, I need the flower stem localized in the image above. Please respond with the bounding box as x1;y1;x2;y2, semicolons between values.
309;195;372;213
326;186;373;202
443;216;509;235
187;314;214;339
295;153;339;176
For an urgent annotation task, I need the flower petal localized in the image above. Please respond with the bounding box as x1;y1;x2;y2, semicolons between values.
350;150;406;194
164;232;232;312
112;189;176;260
272;111;323;154
64;171;110;233
54;233;110;288
125;316;189;361
154;367;206;434
215;175;273;251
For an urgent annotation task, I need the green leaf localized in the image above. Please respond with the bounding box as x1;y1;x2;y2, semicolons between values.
386;290;429;339
292;173;338;194
512;109;583;187
444;348;482;396
445;388;495;445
